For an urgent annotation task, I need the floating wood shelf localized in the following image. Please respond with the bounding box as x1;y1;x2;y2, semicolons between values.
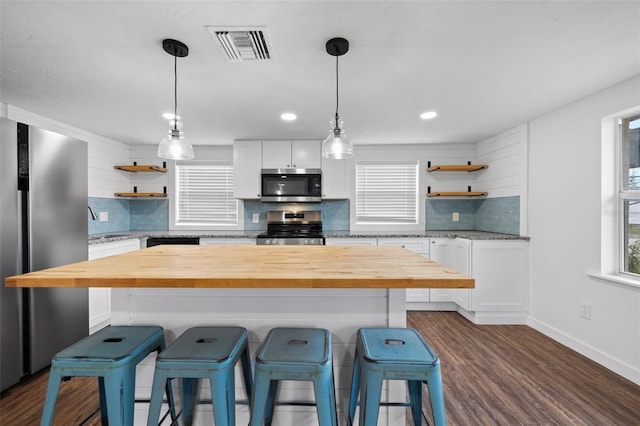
114;192;167;198
114;165;167;173
427;164;488;172
427;191;488;197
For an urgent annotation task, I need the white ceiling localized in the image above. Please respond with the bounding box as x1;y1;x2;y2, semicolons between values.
1;1;639;147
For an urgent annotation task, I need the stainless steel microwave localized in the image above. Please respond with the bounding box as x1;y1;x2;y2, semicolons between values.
261;168;322;203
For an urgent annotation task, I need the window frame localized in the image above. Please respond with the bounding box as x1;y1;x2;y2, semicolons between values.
168;160;243;231
351;159;424;232
618;115;640;277
594;106;640;289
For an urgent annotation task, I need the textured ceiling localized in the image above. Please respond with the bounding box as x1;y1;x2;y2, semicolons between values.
1;1;639;146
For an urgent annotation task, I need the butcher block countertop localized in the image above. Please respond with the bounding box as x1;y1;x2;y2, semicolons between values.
6;245;474;289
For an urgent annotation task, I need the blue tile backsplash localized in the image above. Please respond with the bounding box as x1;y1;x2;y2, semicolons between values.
89;196;519;235
243;200;350;231
87;197;130;234
130;199;169;231
426;196;519;234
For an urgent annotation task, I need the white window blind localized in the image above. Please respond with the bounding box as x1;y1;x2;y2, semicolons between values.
356;161;418;224
175;163;238;225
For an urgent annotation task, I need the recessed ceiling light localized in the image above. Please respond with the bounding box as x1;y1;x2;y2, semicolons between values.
281;113;297;121
420;111;438;120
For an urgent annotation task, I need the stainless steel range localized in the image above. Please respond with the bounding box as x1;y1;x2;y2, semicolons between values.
256;211;325;245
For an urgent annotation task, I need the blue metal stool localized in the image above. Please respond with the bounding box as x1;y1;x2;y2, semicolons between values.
40;325;177;426
347;328;446;426
249;327;338;426
146;326;253;426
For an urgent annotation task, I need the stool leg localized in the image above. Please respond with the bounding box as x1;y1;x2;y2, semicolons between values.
146;370;168;426
98;377;108;425
103;368;136;426
249;370;271;426
312;370;338;426
164;378;177;424
424;370;446;426
359;369;383;426
408;380;423;425
264;379;279;426
348;352;361;426
182;378;200;426
240;344;254;408
209;371;235;426
39;368;63;426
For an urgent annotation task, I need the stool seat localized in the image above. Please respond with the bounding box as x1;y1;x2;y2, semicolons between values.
250;327;338;426
358;328;439;366
257;327;329;366
146;326;253;426
348;328;446;426
41;325;176;426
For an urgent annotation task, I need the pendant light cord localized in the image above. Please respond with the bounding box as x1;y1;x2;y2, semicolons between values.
173;55;178;131
335;51;340;118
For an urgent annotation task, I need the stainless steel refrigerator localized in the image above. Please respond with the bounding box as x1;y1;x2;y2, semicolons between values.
1;117;88;392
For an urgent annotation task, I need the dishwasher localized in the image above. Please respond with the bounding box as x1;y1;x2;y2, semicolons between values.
146;237;200;247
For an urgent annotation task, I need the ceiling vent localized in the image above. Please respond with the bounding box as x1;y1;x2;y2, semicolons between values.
207;27;272;62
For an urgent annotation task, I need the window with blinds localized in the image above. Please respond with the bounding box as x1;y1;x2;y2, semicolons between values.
356;161;419;224
175;163;238;225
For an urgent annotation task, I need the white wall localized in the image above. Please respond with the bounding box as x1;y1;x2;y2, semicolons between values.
527;75;640;384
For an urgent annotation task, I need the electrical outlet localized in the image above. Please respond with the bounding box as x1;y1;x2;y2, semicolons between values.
579;302;592;320
452;212;459;222
99;212;108;222
252;213;260;224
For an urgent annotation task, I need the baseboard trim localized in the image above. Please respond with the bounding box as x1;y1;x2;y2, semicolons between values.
528;316;639;385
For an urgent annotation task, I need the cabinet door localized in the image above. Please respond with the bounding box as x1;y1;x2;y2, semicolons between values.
322;156;349;199
470;240;529;312
88;239;140;332
291;140;321;169
233;140;262;198
428;238;454;302
378;238;430;302
449;238;471;309
262;140;292;169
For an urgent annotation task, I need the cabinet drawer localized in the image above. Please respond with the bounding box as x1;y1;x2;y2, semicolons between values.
376;238;430;254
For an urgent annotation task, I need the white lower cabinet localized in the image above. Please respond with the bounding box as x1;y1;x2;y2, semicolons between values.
448;238;529;324
325;237;377;246
88;239;140;333
428;238;456;303
377;238;430;303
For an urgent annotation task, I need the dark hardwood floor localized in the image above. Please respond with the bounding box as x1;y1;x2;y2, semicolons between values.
1;312;639;425
408;312;640;425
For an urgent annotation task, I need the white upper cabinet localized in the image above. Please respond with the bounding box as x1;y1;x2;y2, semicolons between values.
262;140;321;169
233;140;262;199
321;156;350;199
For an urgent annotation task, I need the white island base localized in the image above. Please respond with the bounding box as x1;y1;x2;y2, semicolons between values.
111;287;409;426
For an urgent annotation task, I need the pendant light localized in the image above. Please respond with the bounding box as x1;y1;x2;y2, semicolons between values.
158;39;194;160
322;37;353;159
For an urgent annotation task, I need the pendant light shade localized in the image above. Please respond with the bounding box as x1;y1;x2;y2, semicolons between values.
158;39;194;160
322;37;353;159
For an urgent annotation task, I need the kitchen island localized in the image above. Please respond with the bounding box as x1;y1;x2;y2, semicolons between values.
7;245;473;425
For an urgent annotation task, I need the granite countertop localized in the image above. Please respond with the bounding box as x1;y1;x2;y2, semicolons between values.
89;230;527;244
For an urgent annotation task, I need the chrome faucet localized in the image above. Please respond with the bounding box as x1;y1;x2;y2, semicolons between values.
88;205;98;220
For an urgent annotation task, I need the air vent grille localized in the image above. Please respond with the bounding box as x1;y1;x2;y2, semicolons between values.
208;27;271;62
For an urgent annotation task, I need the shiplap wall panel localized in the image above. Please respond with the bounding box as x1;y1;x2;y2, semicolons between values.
475;124;527;198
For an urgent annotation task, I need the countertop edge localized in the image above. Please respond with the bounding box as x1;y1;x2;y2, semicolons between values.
89;230;528;245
